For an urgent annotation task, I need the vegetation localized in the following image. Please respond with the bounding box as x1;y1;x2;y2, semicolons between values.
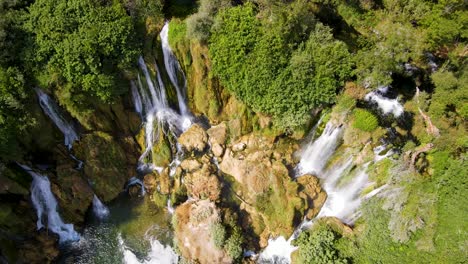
294;224;351;264
352;109;379;132
210;222;226;249
209;2;352;128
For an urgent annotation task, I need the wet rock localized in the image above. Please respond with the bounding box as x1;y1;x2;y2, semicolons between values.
74;132;132;202
178;124;208;153
297;174;327;219
143;173;157;193
174;200;232;264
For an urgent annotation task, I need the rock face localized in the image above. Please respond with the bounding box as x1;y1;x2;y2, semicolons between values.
297;174;327;219
174;200;232;264
74;131;137;202
217;133;326;244
184;163;221;201
178;124;208;153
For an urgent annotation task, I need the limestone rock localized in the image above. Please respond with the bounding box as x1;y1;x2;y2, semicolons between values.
207;123;228;146
174;200;232;264
143;173;157;193
232;142;246;152
178;124;208;153
297;174;327;219
185;164;221;201
211;143;224;157
180;159;202;172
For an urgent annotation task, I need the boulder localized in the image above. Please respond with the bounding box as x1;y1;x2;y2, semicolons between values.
178;124;208;153
180;159;202;172
211;143;224;157
297;174;327;219
143;173;157;193
232;142;246;152
207;123;228;146
185;164;221;201
174;200;232;264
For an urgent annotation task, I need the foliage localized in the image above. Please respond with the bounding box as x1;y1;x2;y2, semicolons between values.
209;2;352;128
224;226;243;260
185;0;231;43
210;222;226;249
26;0;140;105
168;20;187;47
295;224;350;264
352;109;379;132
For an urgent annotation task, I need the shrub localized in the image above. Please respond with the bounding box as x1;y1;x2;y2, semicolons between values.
168;20;187;47
210;222;226;249
209;3;352;129
295;224;349;264
224;227;243;260
353;109;379;132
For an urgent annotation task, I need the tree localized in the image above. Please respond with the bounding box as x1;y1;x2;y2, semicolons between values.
209;3;352;129
295;224;349;264
26;0;140;105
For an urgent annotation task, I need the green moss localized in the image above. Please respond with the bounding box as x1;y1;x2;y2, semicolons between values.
210;222;226;249
353;109;379;132
151;130;172;167
168;20;187;47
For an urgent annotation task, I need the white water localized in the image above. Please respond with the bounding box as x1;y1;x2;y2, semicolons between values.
92;195;110;220
35;88;79;149
166;199;175;214
19;164;80;243
160;22;190;117
365;86;404;118
134;56;191;172
119;234;178;264
297;122;343;176
258;236;297;264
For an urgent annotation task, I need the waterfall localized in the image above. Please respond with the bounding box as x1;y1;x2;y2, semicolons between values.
317;163;370;223
133;56;192;172
92;195;110;220
160;22;190;117
258;236;297;264
166;199;175;215
19;164;80;243
297;122;343;176
35;88;79;149
365;86;404;118
118;234;178;264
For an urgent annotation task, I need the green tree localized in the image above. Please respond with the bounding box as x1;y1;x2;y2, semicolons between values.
26;0;140;105
209;3;352;129
295;224;350;264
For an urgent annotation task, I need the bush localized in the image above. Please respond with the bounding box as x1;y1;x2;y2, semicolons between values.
353;109;379;132
26;0;140;104
295;224;350;264
168;20;187;47
210;222;226;249
209;3;352;129
224;227;243;260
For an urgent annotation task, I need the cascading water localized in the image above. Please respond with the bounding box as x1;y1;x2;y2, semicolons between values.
160;22;190;117
134;56;192;173
35;88;79;149
119;234;178;264
260;122;391;263
92;195;110;220
296;122;343;176
19;164;80;243
365;86;404;118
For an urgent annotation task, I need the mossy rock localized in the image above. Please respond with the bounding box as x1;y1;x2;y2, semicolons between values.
74;132;130;202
